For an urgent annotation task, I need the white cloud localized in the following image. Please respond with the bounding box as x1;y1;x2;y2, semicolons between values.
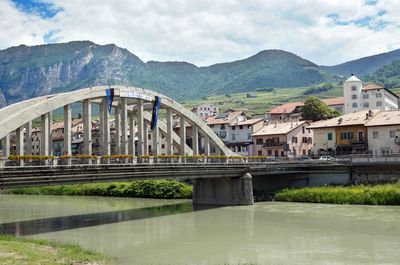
1;0;399;66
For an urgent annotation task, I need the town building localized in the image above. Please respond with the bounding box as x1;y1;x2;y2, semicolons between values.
205;110;263;156
365;110;400;155
252;121;313;157
309;109;379;155
267;97;344;121
193;103;219;120
343;74;398;114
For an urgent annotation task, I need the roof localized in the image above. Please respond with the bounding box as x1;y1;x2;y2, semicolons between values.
235;118;263;126
322;97;344;106
362;83;399;99
308;109;381;129
268;97;344;114
362;83;384;91
366;110;400;127
253;121;307;136
345;75;361;82
205;111;244;125
52;119;83;130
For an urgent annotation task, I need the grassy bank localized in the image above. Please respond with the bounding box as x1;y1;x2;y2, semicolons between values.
274;183;400;205
7;180;193;199
0;234;114;265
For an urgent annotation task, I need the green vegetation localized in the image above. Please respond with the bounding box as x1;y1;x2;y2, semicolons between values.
301;96;340;121
274;184;400;205
184;84;344;116
8;180;193;199
365;60;400;89
0;234;114;265
303;82;334;95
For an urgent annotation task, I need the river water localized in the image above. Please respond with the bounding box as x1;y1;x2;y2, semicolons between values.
0;194;399;265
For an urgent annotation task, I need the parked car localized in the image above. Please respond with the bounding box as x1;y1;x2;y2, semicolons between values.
319;155;335;161
296;155;313;161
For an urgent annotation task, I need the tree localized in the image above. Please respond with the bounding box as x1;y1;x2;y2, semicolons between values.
301;96;340;121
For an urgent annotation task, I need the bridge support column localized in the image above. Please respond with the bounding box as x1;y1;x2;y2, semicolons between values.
48;111;53;156
40;113;49;157
115;107;121;154
64;105;72;165
137;99;144;156
179;115;186;156
192;173;254;206
152;120;160;162
25;121;32;155
204;136;210;156
129;111;136;157
16;126;24;166
192;126;199;156
83;99;92;157
120;98;128;155
166;108;173;155
1;134;10;158
143;122;149;155
100;98;110;157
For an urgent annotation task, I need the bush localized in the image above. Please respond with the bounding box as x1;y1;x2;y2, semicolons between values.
274;184;400;205
8;180;193;199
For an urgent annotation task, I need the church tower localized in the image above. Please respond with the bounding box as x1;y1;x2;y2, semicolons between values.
343;74;362;114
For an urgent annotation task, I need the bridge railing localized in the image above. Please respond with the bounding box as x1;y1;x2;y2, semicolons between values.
0;155;331;167
343;153;400;164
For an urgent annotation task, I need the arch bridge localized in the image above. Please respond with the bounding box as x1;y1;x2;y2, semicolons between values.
0;86;234;160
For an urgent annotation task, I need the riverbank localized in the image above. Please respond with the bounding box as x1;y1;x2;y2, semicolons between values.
6;180;192;199
274;183;400;205
0;234;114;265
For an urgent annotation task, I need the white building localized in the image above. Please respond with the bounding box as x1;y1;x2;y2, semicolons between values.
194;103;219;120
205;110;263;156
366;110;400;155
343;74;399;114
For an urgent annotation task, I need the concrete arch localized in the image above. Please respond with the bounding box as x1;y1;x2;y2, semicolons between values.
0;86;233;156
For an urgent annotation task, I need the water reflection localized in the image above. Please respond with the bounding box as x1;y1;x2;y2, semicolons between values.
0;202;193;236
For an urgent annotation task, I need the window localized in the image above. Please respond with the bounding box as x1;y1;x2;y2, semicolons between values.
302;137;308;143
256;138;263;145
390;130;396;138
247;133;252;140
220;131;226;138
347;132;354;140
373;131;379;139
376;101;382;107
352;103;358;108
352;94;357;100
327;133;333;141
239;125;243;129
308;137;313;144
302;126;305;134
221;125;226;130
258;150;262;156
340;132;347;140
232;126;236;130
292;137;298;143
363;94;369;99
364;102;369;108
267;150;272;155
351;86;357;91
232;134;236;141
148;134;151;140
210;125;214;128
161;144;165;149
376;92;382;98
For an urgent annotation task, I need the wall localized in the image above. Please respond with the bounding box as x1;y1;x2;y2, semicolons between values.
335;125;366;145
367;125;400;155
311;127;336;153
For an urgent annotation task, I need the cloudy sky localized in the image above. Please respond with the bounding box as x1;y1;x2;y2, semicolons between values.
1;0;399;66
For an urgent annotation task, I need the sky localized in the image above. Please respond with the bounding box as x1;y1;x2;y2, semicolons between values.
1;0;399;66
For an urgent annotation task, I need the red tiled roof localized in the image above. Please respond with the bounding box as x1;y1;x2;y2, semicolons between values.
269;97;345;114
205;111;244;125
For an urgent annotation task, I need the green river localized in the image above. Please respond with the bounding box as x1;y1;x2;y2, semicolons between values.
0;194;399;265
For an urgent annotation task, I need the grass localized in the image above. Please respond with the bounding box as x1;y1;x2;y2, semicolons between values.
183;85;344;117
274;183;400;205
7;180;193;199
0;234;115;265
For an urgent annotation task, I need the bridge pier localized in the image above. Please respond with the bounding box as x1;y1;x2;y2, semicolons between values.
192;173;254;206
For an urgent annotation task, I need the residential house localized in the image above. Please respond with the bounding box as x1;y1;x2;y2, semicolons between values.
267;97;344;121
309;109;379;155
343;74;398;114
252;121;313;157
365;110;400;155
193;103;219;120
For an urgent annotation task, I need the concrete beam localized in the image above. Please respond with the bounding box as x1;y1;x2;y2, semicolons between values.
64;105;72;156
83;99;92;155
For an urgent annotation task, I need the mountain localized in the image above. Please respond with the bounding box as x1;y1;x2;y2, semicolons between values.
0;41;334;107
364;60;400;89
321;49;400;77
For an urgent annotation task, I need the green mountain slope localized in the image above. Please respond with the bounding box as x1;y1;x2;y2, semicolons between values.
364;60;400;89
321;48;400;76
0;41;336;107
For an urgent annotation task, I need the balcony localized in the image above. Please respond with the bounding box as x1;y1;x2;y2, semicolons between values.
395;137;400;145
263;142;286;148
